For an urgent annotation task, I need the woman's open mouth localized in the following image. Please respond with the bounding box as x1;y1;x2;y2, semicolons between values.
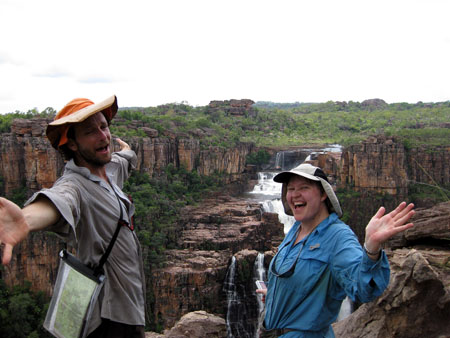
294;202;306;209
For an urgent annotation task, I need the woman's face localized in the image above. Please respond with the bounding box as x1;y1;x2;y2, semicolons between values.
286;175;328;225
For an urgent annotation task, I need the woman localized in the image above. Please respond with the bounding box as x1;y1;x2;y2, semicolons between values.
257;163;415;337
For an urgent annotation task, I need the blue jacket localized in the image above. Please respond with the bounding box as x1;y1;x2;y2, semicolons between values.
264;213;390;337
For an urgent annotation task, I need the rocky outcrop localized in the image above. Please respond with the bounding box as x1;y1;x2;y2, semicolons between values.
145;311;227;338
208;99;256;117
361;98;388;109
176;195;283;252
333;202;450;338
387;201;450;249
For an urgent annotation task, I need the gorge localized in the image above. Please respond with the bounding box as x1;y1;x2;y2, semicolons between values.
0;117;449;338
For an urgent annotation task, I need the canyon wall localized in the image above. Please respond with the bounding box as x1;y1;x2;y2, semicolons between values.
0;118;254;196
340;135;450;198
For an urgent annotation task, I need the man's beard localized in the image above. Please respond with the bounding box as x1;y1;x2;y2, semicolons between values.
76;143;111;167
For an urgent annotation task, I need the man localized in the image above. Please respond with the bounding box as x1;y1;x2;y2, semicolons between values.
0;95;146;338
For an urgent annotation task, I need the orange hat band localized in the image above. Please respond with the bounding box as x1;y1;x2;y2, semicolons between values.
55;98;94;147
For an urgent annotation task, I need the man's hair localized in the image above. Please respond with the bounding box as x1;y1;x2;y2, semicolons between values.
58;126;76;161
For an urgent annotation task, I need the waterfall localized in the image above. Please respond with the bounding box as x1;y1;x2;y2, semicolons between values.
224;256;253;338
275;152;284;170
253;253;266;338
261;198;296;234
249;171;296;233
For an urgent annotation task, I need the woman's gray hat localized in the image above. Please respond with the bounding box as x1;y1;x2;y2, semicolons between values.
273;163;343;217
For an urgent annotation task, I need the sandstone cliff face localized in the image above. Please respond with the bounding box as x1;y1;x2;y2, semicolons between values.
340;135;450;199
338;135;450;243
0;118;254;195
340;136;409;196
1;232;65;295
0;118;64;195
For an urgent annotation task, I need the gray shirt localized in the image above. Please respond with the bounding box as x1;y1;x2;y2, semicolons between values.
26;150;145;330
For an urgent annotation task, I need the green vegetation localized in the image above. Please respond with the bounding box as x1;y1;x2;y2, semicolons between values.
408;182;450;205
246;149;271;166
111;100;450;148
0;280;51;338
123;165;225;268
4;99;449;148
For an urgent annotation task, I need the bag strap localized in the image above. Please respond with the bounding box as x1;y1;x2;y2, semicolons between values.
94;187;128;276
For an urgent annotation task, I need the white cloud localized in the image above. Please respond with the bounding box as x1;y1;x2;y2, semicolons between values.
0;0;449;113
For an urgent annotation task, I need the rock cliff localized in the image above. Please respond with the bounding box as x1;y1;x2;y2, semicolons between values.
340;135;450;199
0;118;254;196
147;195;284;330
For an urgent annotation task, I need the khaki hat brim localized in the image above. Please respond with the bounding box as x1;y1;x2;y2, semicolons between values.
49;95;117;126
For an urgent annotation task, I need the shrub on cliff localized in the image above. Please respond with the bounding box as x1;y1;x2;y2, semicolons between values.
246;149;271;166
122;165;225;267
0;280;51;338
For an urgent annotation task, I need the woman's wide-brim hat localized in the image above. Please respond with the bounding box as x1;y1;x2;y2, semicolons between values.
46;95;118;149
273;162;343;217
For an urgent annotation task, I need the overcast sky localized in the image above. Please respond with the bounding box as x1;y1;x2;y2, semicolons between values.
1;0;449;114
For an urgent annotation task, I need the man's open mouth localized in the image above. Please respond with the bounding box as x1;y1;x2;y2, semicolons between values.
97;145;109;152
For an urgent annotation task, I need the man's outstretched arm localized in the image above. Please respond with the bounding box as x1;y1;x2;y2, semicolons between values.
0;195;60;265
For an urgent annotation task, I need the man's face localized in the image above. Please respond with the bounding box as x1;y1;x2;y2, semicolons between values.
68;112;112;169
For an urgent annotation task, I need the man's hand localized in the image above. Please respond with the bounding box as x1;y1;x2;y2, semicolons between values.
0;198;30;265
116;138;131;151
0;196;59;265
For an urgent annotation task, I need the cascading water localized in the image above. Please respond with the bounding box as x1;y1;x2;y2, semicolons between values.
275;152;285;170
249;172;295;233
224;256;255;338
253;253;266;338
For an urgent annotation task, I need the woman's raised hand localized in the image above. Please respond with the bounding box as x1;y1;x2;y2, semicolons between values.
364;202;415;254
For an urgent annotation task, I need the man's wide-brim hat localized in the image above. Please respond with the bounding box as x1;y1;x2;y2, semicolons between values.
46;95;118;149
273;162;343;217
